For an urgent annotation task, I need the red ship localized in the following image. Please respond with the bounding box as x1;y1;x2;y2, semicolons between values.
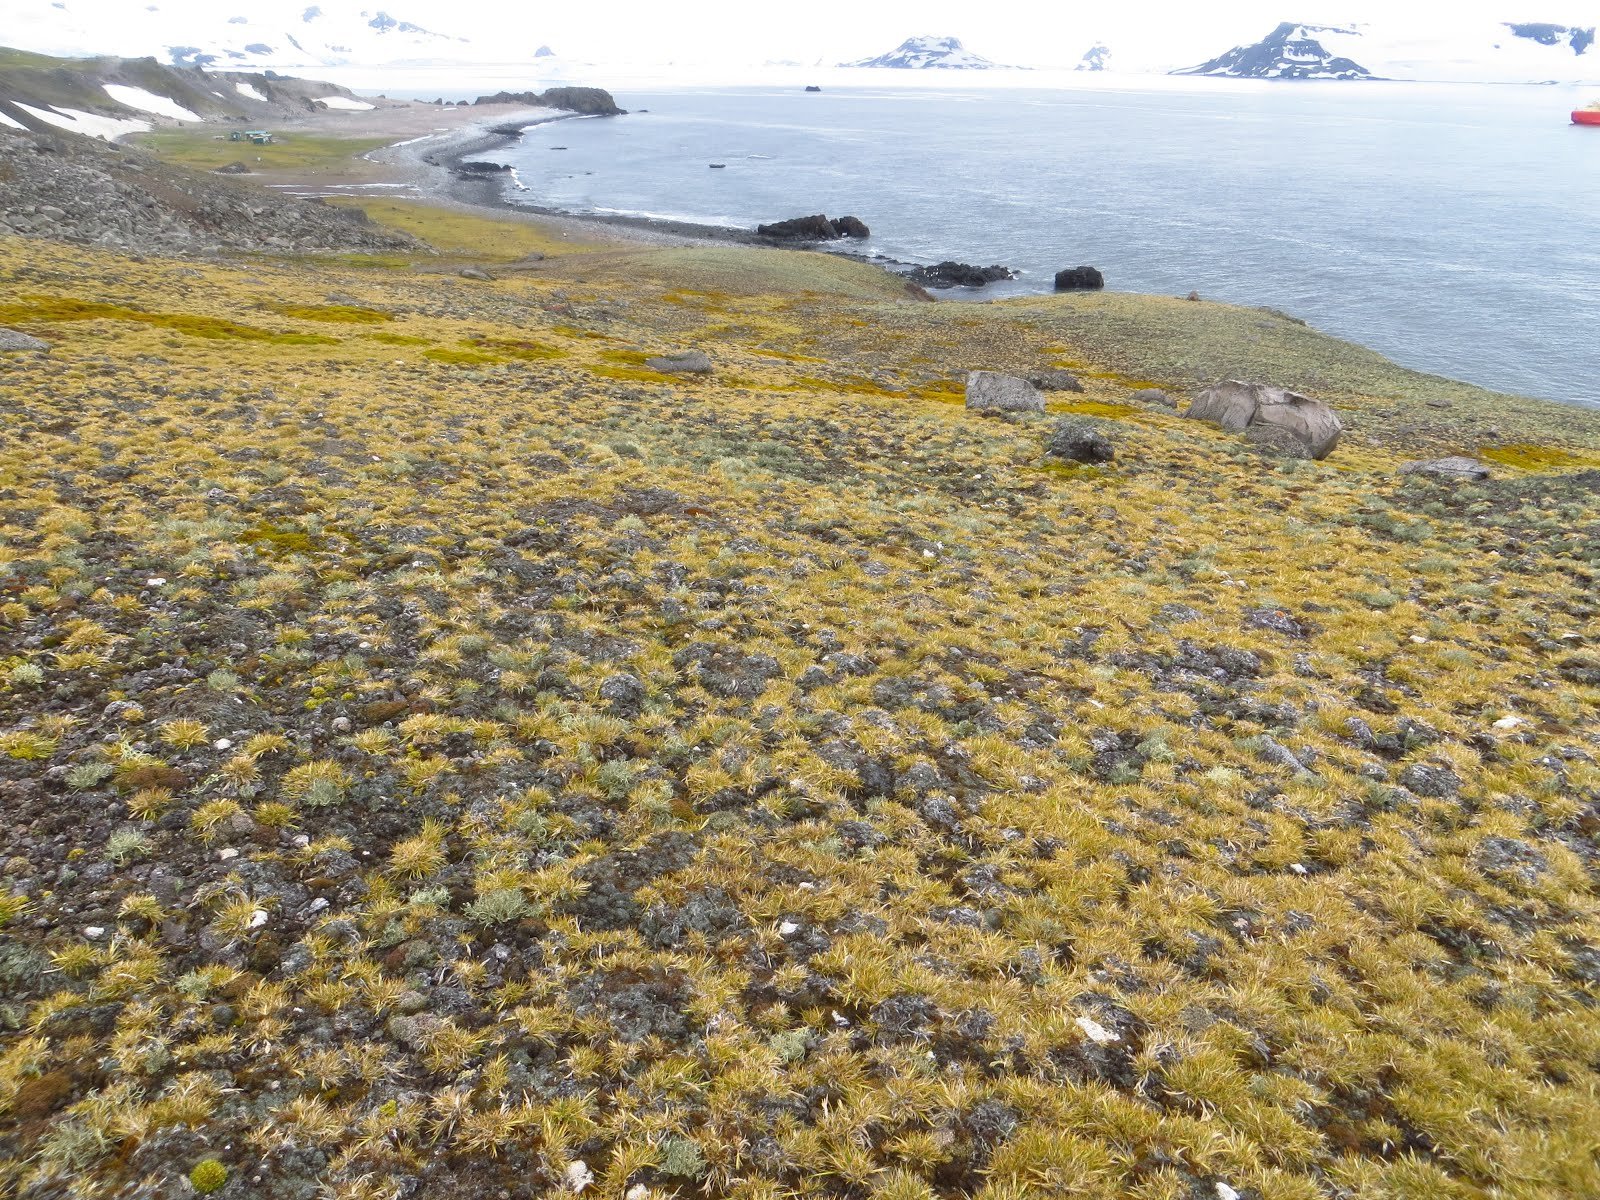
1574;104;1600;126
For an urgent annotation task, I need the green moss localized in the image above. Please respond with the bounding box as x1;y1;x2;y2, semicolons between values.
189;1159;227;1194
0;297;339;344
266;303;393;324
363;331;432;346
423;348;506;366
1478;443;1587;470
239;526;322;557
468;337;564;361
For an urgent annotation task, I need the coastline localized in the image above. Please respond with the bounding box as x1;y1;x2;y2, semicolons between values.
364;107;935;272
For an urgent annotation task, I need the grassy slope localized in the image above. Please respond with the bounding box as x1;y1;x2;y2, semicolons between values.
0;200;1597;1200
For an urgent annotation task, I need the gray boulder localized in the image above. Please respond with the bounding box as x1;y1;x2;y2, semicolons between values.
458;266;495;281
965;371;1044;414
1028;369;1084;393
1399;456;1490;481
0;327;48;353
1131;388;1174;407
1045;419;1114;464
646;350;714;374
1186;380;1342;460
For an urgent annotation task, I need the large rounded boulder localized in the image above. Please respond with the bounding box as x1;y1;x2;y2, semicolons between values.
1186;380;1342;460
965;371;1044;414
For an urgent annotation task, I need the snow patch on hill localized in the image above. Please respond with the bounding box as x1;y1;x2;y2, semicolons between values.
102;83;202;121
14;102;150;139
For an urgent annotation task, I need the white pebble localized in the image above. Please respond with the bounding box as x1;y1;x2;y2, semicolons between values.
248;909;269;930
84;926;105;938
1217;1185;1241;1200
213;738;233;751
146;577;166;587
565;1160;594;1193
218;848;240;861
778;920;800;936
1075;1016;1119;1045
1492;715;1524;730
1290;862;1308;875
625;1187;650;1200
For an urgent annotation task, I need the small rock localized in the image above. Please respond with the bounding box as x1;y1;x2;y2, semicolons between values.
1074;1016;1119;1044
0;327;49;353
1398;762;1461;799
1398;456;1490;481
331;716;352;734
645;350;713;374
1470;835;1548;886
965;371;1044;414
566;1161;594;1192
458;267;495;281
1131;388;1174;407
1044;418;1114;464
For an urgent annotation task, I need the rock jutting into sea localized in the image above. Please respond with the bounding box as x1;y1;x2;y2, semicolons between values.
756;214;871;241
472;87;626;116
906;261;1016;289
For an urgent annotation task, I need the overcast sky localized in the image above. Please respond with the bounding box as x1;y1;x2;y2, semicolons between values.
25;1;1600;68
364;2;1600;64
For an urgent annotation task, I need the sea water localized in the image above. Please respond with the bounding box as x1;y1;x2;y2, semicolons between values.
477;80;1599;406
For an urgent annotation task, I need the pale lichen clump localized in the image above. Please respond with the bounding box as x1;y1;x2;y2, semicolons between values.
0;219;1596;1200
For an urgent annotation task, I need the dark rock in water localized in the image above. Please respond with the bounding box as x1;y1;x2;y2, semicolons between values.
907;261;1015;289
805;85;823;92
1054;265;1104;290
646;350;714;375
473;86;625;116
454;160;511;176
1045;418;1115;464
1399;456;1490;481
212;161;252;174
709;163;726;169
757;214;870;240
1028;369;1084;393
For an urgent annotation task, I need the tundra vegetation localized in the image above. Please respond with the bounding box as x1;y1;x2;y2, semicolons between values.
0;193;1598;1200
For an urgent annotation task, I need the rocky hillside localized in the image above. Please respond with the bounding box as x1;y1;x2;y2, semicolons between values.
0;181;1597;1200
0;127;418;255
0;48;376;140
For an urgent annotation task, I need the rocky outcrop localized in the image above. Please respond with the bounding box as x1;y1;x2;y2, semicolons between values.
0;128;420;257
805;85;823;92
1054;266;1104;291
1186;380;1343;460
756;214;870;241
1399;456;1491;480
472;87;625;116
906;261;1014;289
1045;419;1115;464
965;371;1044;414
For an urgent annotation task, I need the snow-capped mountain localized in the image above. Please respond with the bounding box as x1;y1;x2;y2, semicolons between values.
1076;44;1111;72
842;36;1008;70
1174;19;1596;83
1176;23;1375;80
4;1;528;69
